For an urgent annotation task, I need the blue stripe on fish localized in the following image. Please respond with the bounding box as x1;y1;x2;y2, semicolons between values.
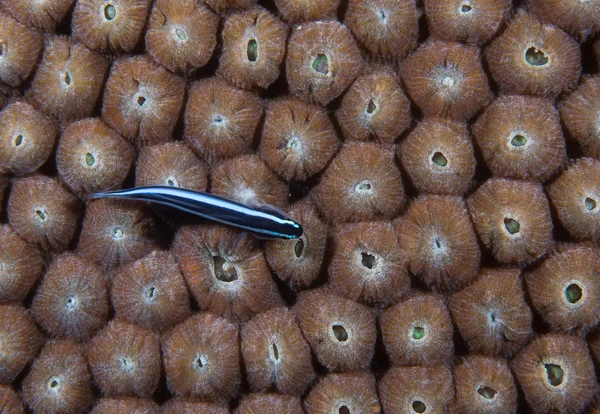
87;186;303;240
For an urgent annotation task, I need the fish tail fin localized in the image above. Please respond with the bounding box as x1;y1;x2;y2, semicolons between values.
86;189;133;202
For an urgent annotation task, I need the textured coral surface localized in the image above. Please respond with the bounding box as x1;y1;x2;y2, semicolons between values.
1;0;600;413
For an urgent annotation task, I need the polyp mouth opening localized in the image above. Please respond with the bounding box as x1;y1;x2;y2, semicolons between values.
525;47;549;66
312;54;329;75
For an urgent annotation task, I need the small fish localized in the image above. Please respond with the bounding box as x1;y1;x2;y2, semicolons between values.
87;186;303;240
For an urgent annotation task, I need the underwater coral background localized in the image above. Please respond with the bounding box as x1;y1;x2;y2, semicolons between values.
1;0;600;412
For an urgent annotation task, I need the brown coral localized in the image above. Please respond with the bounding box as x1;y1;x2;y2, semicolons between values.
485;10;581;97
313;143;405;223
401;40;492;120
172;224;282;323
286;21;363;106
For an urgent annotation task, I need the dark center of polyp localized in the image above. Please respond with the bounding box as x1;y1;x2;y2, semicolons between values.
104;4;116;20
119;356;131;369
412;326;425;340
332;324;348;342
504;217;520;235
339;406;350;414
272;343;279;360
477;386;497;400
511;134;527;147
112;228;124;240
361;252;377;269
294;238;304;258
175;28;187;41
64;71;71;86
287;137;300;149
461;4;472;12
146;286;157;301
432;152;448;167
356;181;372;192
65;296;77;311
0;42;5;57
525;47;549;66
48;378;59;389
312;54;329;74
85;152;95;166
137;96;146;106
366;100;377;114
214;256;238;282
247;39;258;62
545;363;564;386
565;283;582;304
13;134;23;146
585;197;597;211
412;401;426;413
35;209;47;221
196;356;204;368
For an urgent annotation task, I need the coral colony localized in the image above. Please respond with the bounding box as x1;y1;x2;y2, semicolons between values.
3;0;600;412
